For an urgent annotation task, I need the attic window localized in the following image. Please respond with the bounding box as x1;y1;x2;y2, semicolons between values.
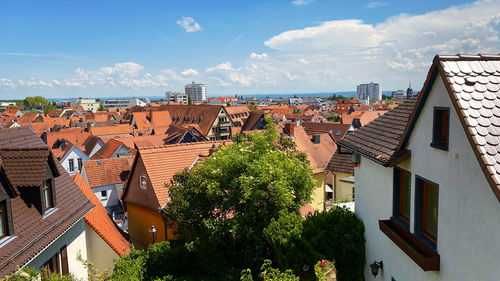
42;179;54;212
140;176;147;189
431;107;449;150
335;130;342;136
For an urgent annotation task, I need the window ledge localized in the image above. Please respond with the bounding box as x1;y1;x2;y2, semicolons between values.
0;235;16;248
430;142;448;151
379;219;440;271
43;207;58;219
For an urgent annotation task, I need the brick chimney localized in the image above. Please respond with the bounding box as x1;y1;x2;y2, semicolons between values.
284;122;295;136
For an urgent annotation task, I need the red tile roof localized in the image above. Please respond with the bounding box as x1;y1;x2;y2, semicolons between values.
289;126;336;173
89;124;134;136
74;173;130;256
92;138;129;159
83;157;133;188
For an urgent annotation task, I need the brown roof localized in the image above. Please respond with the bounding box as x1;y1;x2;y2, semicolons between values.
74;173;130;256
301;122;351;141
225;106;250;127
123;141;231;208
0;127;93;276
326;148;354;175
241;111;265;131
290;126;336;173
83;157;133;188
159;105;224;136
82;135;103;156
337;95;418;166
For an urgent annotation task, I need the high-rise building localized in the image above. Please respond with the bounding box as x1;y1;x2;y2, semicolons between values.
356;82;382;101
165;91;188;104
185;81;206;102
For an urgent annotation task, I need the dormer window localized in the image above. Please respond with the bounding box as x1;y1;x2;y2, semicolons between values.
0;200;7;238
431;107;449;150
42;179;54;211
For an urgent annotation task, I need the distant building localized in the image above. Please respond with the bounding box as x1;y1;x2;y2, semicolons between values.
165;91;188;104
407;81;414;97
127;98;151;109
102;99;129;109
71;98;99;112
356;82;382;101
185;81;206;102
392;90;407;99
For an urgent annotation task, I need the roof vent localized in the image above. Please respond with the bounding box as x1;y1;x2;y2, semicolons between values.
97;160;102;165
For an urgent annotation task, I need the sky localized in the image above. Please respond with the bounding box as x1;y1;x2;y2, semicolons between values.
0;0;499;98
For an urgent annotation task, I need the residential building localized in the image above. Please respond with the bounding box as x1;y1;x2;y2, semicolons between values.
127;98;151;109
71;98;99;112
102;99;129;109
325;146;355;203
73;173;130;273
122;141;230;248
57;141;91;175
92;139;132;160
81;157;133;211
301;122;352;141
82;135;105;158
165;92;188;104
0;126;93;279
185;81;206;102
282;123;336;211
241;111;267;132
392;90;407;99
337;54;500;281
357;82;382;101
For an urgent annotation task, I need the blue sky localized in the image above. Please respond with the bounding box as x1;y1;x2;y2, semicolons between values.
0;0;499;98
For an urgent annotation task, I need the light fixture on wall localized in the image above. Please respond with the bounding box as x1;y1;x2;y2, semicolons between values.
369;260;383;277
149;224;157;244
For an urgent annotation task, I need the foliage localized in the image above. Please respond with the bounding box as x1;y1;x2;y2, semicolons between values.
187;97;192;105
164;120;315;276
328;94;350;100
43;105;56;114
384;99;394;105
97;102;106;111
23;96;51;107
314;260;336;281
240;260;299;281
301;207;365;281
247;104;257;110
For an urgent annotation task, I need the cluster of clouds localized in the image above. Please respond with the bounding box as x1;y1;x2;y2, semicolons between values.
176;17;202;32
2;0;500;95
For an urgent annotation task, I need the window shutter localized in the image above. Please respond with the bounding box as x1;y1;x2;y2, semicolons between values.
60;245;69;275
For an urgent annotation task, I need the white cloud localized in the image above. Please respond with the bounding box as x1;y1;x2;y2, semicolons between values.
292;0;314;6
203;0;500;91
176;17;202;32
365;1;388;9
181;68;200;76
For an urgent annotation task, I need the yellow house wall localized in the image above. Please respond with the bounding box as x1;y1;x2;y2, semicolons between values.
84;223;120;274
127;202;174;249
334;171;355;202
310;172;326;211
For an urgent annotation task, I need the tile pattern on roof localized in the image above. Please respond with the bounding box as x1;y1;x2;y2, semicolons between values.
83;157;133;187
73;173;130;256
302;121;351;141
0;127;93;276
326;149;354;175
337;95;419;165
437;54;500;197
0;148;51;188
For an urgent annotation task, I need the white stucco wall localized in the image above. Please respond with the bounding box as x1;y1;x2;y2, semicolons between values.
88;140;104;158
356;77;500;281
26;219;88;280
112;145;130;158
84;223;119;274
92;184;120;208
61;147;90;175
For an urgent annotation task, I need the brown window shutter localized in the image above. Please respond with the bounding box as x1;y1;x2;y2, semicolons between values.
60;245;69;275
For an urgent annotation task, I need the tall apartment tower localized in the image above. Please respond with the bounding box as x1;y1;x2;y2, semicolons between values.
356;82;382;101
185;81;207;102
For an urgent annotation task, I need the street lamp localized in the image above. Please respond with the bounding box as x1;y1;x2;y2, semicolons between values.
149;224;157;244
369;260;383;277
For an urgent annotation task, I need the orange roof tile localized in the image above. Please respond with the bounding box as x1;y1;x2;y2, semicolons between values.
83;157;133;187
92;138;129;159
73;173;130;256
45;128;90;150
126;141;231;207
132;112;152;130
151;111;172;128
290;126;336;172
299;203;315;218
2;108;19;116
90;124;134;136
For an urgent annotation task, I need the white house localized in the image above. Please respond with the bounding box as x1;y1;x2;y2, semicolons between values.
338;54;500;281
60;144;91;175
0;126;93;279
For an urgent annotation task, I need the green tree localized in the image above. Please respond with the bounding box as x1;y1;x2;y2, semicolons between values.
247;104;257;110
240;260;299;281
187;97;192;105
164;120;315;273
98;102;106;111
43;105;56;114
23;96;50;107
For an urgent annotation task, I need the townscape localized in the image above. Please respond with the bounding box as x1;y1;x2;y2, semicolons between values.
1;1;500;281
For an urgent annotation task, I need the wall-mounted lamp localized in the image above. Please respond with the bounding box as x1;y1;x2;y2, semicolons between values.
149;224;157;244
369;260;383;277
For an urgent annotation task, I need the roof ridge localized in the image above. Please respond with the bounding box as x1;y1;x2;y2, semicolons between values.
435;53;500;62
0;147;49;151
139;140;231;151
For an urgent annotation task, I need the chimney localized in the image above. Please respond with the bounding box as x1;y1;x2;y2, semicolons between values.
284;122;295;137
60;138;67;150
208;143;216;156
